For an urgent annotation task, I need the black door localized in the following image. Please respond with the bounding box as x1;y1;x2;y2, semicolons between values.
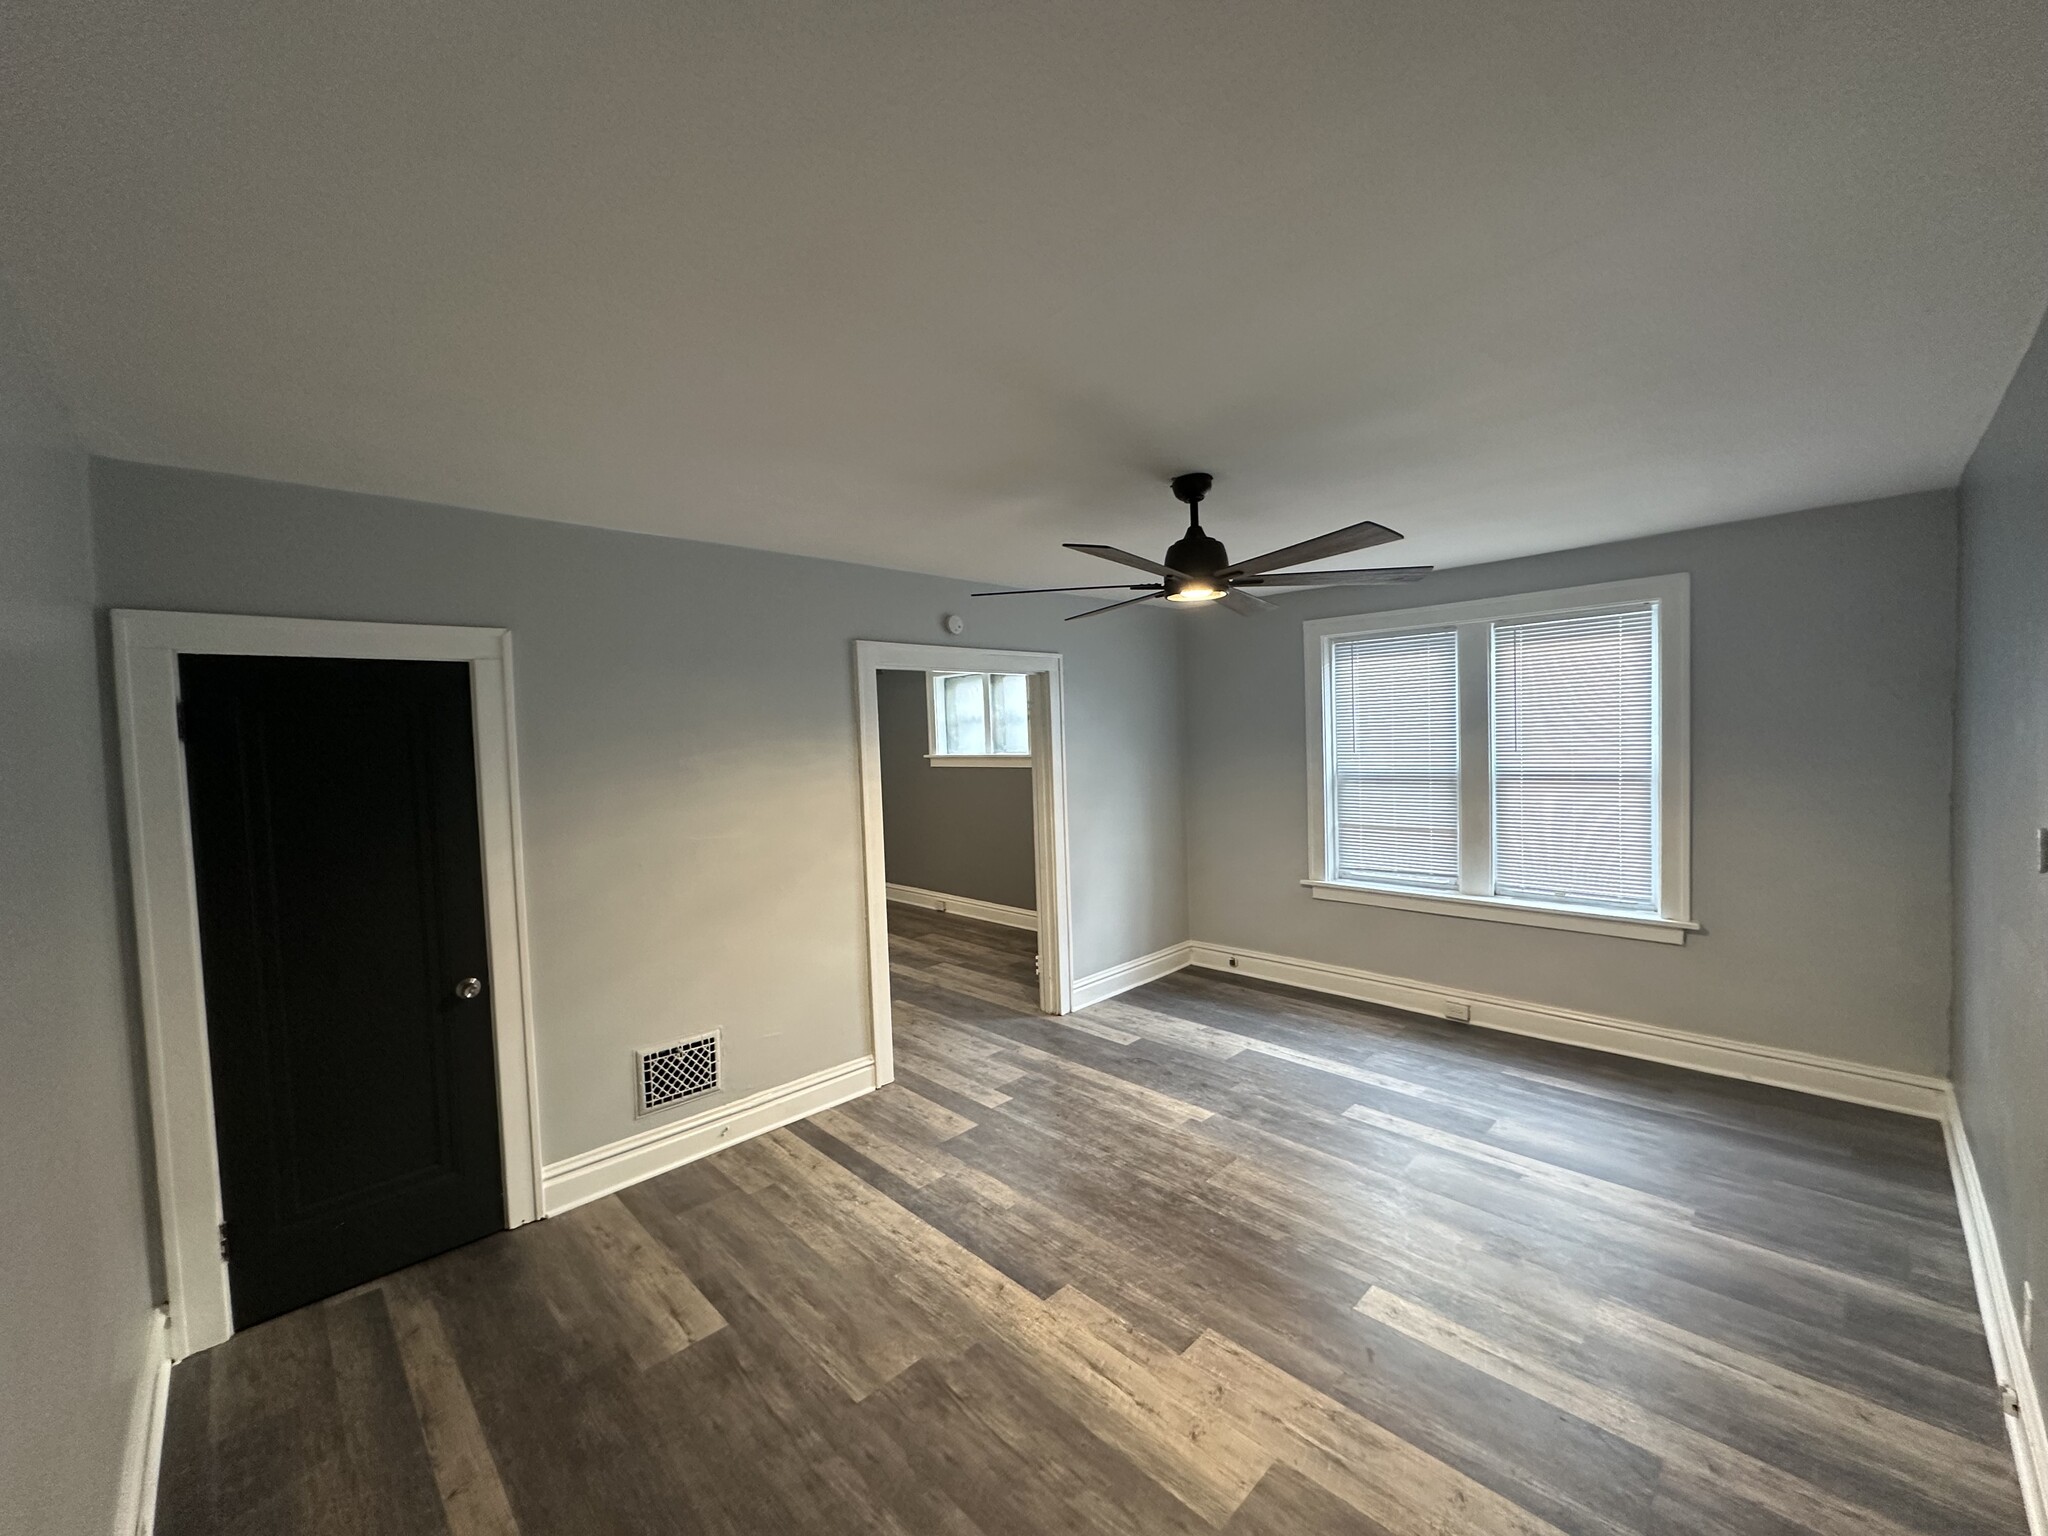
180;655;506;1328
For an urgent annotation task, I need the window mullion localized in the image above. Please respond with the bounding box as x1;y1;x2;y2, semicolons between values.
1455;621;1495;896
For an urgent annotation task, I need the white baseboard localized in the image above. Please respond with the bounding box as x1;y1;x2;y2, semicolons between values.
541;1057;878;1215
1071;941;1196;1011
1184;940;1950;1119
1944;1097;2048;1536
115;1308;172;1536
886;883;1037;931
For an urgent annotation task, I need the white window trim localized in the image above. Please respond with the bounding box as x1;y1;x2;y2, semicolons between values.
926;670;1031;766
1303;575;1693;944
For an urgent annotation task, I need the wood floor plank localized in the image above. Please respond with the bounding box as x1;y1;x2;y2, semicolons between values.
678;1181;933;1400
643;1230;992;1536
1179;1328;1572;1536
1403;1141;1987;1335
805;1104;966;1188
1221;1462;1401;1536
1355;1285;1930;1536
1340;1100;1699;1220
323;1290;452;1536
861;1343;1215;1536
894;1051;1017;1108
383;1275;520;1536
622;1328;906;1536
204;1306;358;1536
837;1080;980;1143
157;911;2026;1535
747;1176;982;1364
557;1194;727;1363
1085;996;1251;1060
754;1129;1277;1524
1572;1297;2026;1533
1391;1143;2005;1423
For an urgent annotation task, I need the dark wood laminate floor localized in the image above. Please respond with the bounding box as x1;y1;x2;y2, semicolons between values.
155;907;2026;1535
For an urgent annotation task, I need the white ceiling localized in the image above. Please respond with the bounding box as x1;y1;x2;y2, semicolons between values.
4;1;2044;585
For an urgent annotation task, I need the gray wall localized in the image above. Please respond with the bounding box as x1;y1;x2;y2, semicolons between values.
877;670;1037;910
1953;306;2048;1412
0;295;158;1531
90;460;1186;1163
1183;491;1958;1075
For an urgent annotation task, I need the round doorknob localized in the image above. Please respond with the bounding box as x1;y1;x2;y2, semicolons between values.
454;977;483;1001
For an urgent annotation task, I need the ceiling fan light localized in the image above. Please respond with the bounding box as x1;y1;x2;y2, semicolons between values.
1167;583;1224;603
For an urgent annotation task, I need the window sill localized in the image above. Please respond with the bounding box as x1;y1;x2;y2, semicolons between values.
927;754;1031;769
1302;880;1695;944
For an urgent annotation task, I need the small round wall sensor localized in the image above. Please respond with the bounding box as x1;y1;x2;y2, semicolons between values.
943;613;965;635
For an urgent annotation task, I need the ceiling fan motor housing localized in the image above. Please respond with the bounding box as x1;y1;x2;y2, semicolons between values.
1164;526;1229;585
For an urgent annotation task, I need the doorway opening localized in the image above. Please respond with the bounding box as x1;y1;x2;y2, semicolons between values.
852;642;1074;1083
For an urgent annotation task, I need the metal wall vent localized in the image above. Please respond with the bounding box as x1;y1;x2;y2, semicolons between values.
636;1032;720;1116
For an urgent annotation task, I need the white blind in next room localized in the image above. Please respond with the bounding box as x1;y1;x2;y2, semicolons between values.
1327;627;1459;889
1491;606;1656;911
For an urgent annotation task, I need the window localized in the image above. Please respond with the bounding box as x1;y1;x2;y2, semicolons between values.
1306;576;1691;942
1328;628;1459;890
929;671;1031;765
1492;608;1655;911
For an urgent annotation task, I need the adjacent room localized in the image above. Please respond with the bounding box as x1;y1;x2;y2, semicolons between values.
880;661;1044;942
3;4;2044;1534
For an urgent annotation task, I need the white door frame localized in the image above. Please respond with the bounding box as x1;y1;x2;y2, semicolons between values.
853;641;1075;1081
111;610;545;1359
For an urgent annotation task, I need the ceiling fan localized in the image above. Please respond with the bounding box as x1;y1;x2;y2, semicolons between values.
973;473;1432;619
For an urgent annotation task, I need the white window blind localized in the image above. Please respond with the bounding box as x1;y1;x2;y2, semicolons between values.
1328;627;1459;889
1491;606;1656;911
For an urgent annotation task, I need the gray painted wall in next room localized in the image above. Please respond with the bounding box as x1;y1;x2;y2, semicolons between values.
1181;490;1958;1077
89;459;1186;1164
1952;304;2048;1415
0;291;158;1535
877;669;1037;911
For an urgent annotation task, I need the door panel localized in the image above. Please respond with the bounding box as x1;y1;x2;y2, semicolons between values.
180;655;505;1328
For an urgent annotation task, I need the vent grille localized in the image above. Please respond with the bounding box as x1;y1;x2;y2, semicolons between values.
636;1032;720;1116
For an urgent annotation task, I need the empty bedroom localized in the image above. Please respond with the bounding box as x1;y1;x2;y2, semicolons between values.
2;3;2045;1533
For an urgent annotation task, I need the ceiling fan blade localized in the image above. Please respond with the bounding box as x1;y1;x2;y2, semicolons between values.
1218;587;1272;616
971;583;1163;596
1065;592;1165;621
1234;565;1433;587
1063;543;1181;579
1222;519;1403;578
